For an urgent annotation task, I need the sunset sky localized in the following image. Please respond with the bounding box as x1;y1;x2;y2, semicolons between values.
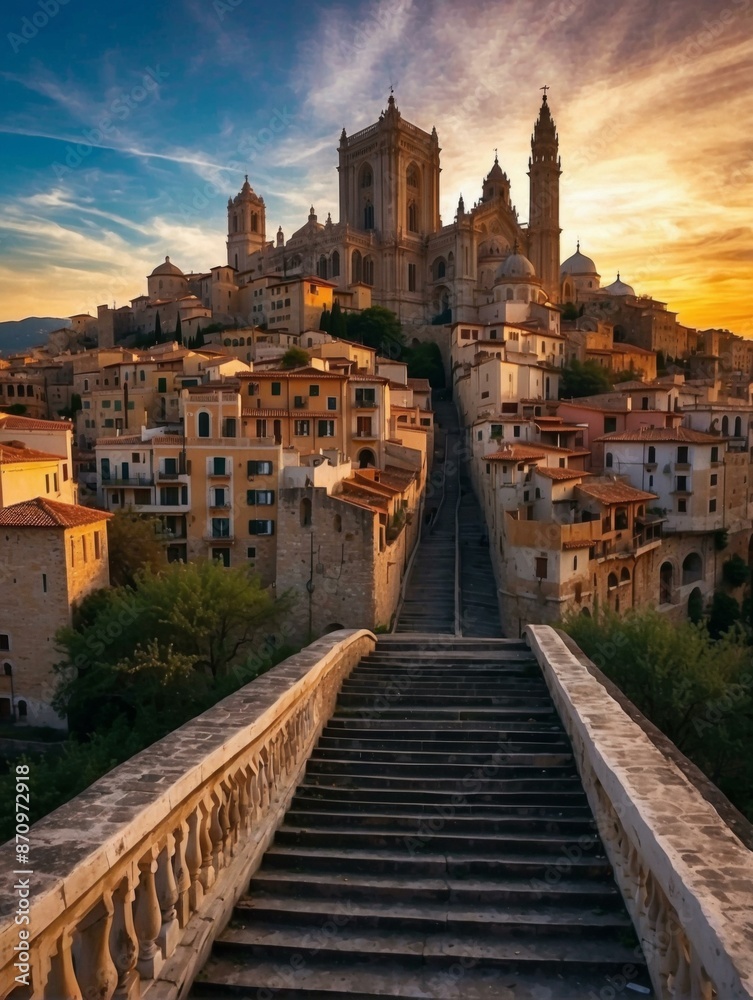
1;0;751;333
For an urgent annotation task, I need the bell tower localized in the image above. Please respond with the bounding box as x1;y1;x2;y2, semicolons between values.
527;89;561;303
227;176;266;272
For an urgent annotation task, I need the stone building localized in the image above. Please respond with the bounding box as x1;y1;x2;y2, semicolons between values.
0;498;111;727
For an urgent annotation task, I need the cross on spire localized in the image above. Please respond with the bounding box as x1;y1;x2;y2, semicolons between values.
540;84;549;99
494;148;498;163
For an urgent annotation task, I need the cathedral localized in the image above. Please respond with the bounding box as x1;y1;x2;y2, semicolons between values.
224;91;563;330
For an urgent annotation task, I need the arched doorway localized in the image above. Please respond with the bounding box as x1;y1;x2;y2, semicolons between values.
358;449;376;469
682;553;703;586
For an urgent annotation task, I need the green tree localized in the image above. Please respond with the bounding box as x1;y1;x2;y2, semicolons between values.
154;311;162;342
346;306;405;357
707;592;741;640
329;300;347;339
106;511;167;587
1;403;28;416
175;314;183;345
319;308;331;333
194;324;205;348
561;302;579;321
405;341;445;387
561;607;753;816
558;359;613;398
280;346;310;369
722;554;750;589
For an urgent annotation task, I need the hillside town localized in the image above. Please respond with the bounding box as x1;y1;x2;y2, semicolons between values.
2;93;753;729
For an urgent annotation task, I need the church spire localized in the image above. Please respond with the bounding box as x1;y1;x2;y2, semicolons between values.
528;90;561;304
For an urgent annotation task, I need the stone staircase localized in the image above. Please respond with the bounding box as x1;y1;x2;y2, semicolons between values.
191;637;651;998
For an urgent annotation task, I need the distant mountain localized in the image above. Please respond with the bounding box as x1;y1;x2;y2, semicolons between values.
0;317;70;355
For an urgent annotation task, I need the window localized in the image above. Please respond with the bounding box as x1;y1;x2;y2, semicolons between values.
54;473;59;492
139;370;145;382
513;426;521;438
212;488;227;507
318;420;335;437
198;412;210;437
103;419;114;428
408;262;416;292
211;518;230;538
249;519;274;535
309;384;320;397
711;446;719;463
45;474;50;493
364;202;374;229
212;548;230;567
677;446;689;464
605;453;614;468
247;490;275;505
160;486;181;505
647;446;656;464
604;417;617;434
709;498;717;513
164;457;178;475
355;388;376;405
256;419;267;438
131;453;140;464
710;474;718;486
158;377;167;393
247;460;273;475
212;457;227;475
101;399;111;408
94;531;101;559
678;499;687;513
114;400;122;411
271;382;281;396
294;420;310;436
407;201;418;232
247;547;256;559
676;476;687;492
223;418;237;438
327;397;337;411
331;251;340;277
0;635;9;651
535;557;548;580
83;378;89;391
82;536;88;563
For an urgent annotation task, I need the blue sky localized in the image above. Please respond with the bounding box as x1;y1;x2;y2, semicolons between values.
1;0;752;333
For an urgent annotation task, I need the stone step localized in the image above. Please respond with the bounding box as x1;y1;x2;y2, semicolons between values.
323;718;565;734
283;810;596;836
304;758;576;779
291;794;591;818
293;785;589;808
261;844;614;879
309;748;573;767
333;706;557;721
302;772;582;792
316;735;571;753
248;869;623;907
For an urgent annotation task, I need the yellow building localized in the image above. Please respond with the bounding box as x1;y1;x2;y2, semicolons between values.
0;498;111;728
0;443;75;507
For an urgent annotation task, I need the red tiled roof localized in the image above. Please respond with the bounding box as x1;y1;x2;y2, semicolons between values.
595;427;723;444
486;445;546;462
535;467;589;481
0;497;112;528
241;408;336;418
0;443;62;464
0;414;72;432
237;368;346;380
575;482;657;504
407;378;431;390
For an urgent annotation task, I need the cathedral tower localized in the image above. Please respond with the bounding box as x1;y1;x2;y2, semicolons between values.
337;95;441;237
527;91;561;304
227;176;266;272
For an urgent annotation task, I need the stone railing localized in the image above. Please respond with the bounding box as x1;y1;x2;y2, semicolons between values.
0;629;375;1000
525;625;753;1000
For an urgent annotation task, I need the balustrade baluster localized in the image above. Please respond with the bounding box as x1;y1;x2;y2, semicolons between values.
155;838;180;958
44;932;82;1000
186;807;205;910
209;791;225;873
237;766;251;834
74;897;118;1000
173;820;191;928
199;798;216;890
110;874;139;1000
134;849;164;980
227;776;241;854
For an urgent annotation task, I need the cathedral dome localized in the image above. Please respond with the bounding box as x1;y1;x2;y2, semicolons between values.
601;273;635;296
495;251;536;281
150;256;184;277
561;245;597;276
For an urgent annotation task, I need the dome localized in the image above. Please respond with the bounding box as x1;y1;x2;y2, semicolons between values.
561;244;598;277
601;272;635;296
495;251;536;281
150;256;184;277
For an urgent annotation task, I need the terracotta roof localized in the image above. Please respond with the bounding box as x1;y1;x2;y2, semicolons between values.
486;445;546;462
237;368;346;380
407;378;431;391
595;427;724;444
0;414;72;432
611;343;657;356
0;497;112;528
95;435;143;445
0;443;63;464
535;467;589;481
575;482;657;504
241;408;336;418
382;465;417;489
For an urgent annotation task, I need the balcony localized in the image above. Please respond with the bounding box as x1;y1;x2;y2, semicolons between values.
102;475;154;487
209;501;232;510
207;468;231;479
203;531;234;543
155;470;183;482
354;399;378;409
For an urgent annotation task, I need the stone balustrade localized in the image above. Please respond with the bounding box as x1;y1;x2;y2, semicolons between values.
0;628;375;1000
525;624;753;1000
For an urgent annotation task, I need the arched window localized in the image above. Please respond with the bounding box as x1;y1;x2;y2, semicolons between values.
352;250;362;283
648;446;656;463
3;663;11;676
233;213;238;233
300;497;312;527
608;573;618;590
363;256;375;286
606;452;614;468
506;287;514;301
660;562;674;604
358;448;376;468
407;201;418;232
407;165;418;188
331;250;340;277
360;164;372;188
318;255;328;279
722;416;729;435
682;552;703;585
198;412;210;438
437;260;446;280
239;337;245;346
735;416;742;437
620;567;630;582
364;202;374;230
251;213;258;233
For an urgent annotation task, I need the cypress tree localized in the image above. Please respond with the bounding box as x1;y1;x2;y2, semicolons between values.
154;311;162;342
175;314;183;345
